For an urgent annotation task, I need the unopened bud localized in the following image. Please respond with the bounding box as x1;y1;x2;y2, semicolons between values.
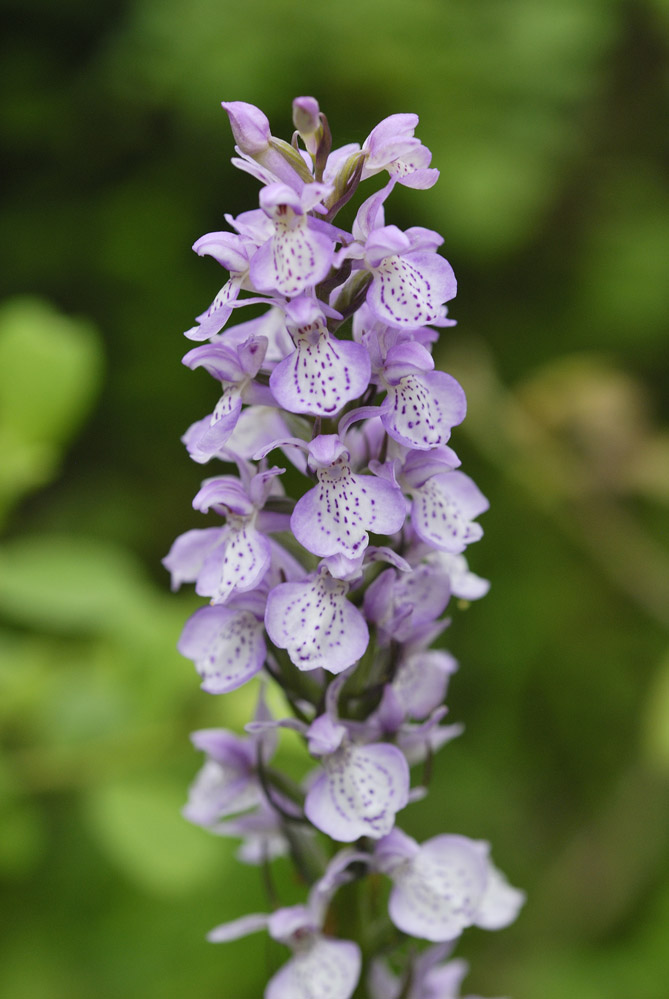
292;96;320;136
221;101;271;155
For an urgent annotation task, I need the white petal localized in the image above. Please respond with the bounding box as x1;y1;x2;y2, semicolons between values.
305;743;409;842
475;863;525;930
270;335;370;416
389;835;488;941
265;572;368;673
196;524;271;604
178;604;266;694
266;938;361;999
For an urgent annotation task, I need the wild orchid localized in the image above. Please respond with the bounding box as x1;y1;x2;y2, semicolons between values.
166;97;524;999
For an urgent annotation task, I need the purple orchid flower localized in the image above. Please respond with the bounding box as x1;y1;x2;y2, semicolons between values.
183;695;276;828
288;434;406;560
269;297;371;416
222;100;312;191
361;113;439;190
171;98;522;999
181;336;274;461
207;853;362;999
177;590;267;694
184;224;272;341
162;467;286;604
249;182;337;298
378;341;467;449
301;674;410;841
391;646;459;720
363;559;452;645
399;447;489;552
265;562;369;673
375;829;525;942
361;224;457;329
370;946;505;999
212;797;300;865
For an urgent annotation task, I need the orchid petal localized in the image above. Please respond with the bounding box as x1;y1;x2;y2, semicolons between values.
305;742;409;842
265;570;369;673
178;603;266;694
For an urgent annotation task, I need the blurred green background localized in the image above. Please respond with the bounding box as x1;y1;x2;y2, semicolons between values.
1;0;668;996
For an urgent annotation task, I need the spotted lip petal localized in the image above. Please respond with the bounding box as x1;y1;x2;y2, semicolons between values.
185;275;245;340
410;470;488;553
265;937;361;999
388;835;489;941
195;523;271;604
270;332;371;416
183;758;262;826
264;569;369;673
162;527;223;590
305;742;409;842
291;462;406;560
366;249;456;329
250;224;334;297
381;370;466;450
177;601;266;694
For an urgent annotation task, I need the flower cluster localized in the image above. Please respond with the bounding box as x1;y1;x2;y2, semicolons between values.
165;97;524;999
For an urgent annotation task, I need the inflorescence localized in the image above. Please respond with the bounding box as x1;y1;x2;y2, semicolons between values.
164;97;524;999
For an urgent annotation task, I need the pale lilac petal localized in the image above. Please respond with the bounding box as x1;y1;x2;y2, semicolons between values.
395;166;439;190
250;226;334;298
265;571;369;673
221;101;271;155
178;603;266;694
401;445;462;488
364;565;451;643
411;471;488;553
186;276;245;340
388;835;488;941
363;114;419;166
475;863;526;930
266;938;361;999
186;390;242;460
307;714;347;756
219;306;293;365
422;957;470;999
183;758;261;826
162;527;222;590
190;727;256;767
305;742;409;842
270;335;371;416
267;903;315;941
220;405;293;461
192;475;254;516
374;827;420;870
433;553;490;601
193;231;249;272
368;959;401;999
207;911;269;943
196;524;271;604
367;251;456;329
381;370;466;450
392;650;458;719
292;471;405;560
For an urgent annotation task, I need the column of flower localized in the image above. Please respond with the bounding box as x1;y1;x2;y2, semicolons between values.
164;97;524;999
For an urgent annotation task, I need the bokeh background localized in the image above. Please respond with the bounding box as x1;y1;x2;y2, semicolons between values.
1;0;668;996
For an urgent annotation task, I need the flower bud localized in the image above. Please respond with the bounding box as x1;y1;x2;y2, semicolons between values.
292;96;320;136
221;101;271;155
